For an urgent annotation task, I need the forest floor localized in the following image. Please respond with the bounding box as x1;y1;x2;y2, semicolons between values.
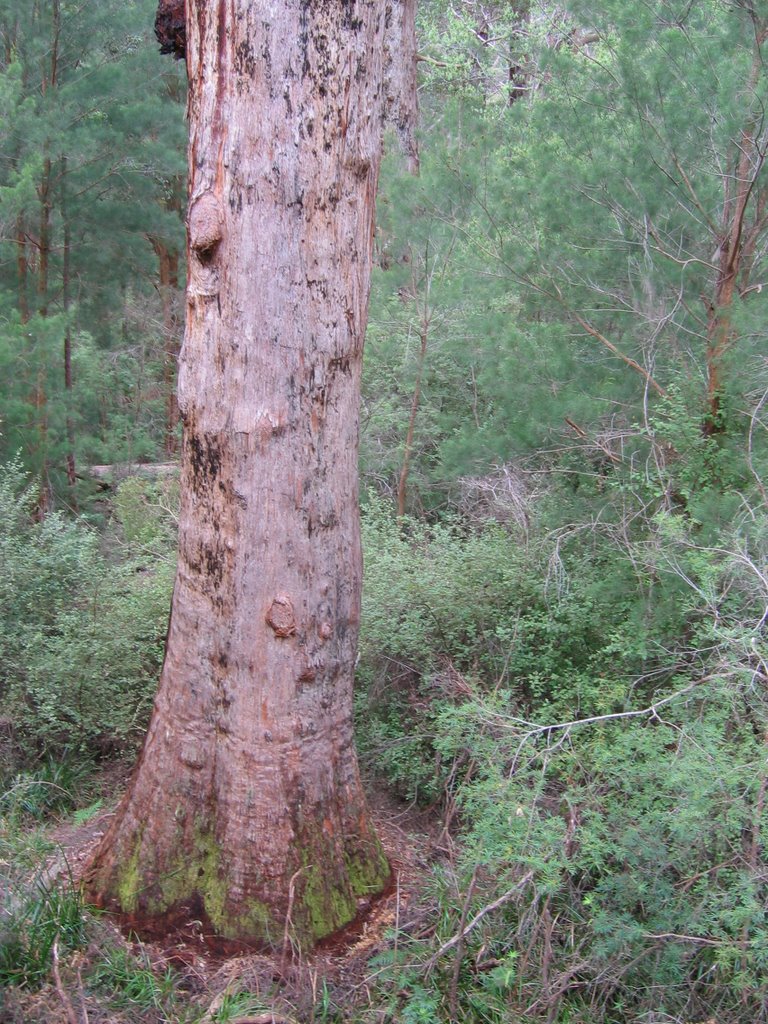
2;773;441;1024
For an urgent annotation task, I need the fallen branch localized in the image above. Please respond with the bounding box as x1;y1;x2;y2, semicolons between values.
641;931;724;947
488;676;716;774
425;871;534;972
52;939;79;1024
564;417;622;464
85;462;179;482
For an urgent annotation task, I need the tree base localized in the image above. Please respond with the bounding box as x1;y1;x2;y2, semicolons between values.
86;809;391;951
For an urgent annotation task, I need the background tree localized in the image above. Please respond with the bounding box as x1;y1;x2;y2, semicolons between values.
0;0;186;501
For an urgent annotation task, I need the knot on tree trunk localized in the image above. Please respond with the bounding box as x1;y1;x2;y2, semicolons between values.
189;192;224;264
155;0;186;60
266;596;297;638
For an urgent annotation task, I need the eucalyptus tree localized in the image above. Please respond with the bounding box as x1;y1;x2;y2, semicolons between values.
86;0;418;949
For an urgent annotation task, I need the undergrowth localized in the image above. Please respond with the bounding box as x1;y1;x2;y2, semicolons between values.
355;483;768;1023
2;448;768;1021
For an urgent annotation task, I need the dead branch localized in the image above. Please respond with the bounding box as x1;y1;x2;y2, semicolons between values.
426;871;534;971
51;939;79;1024
571;314;668;398
564;417;622;464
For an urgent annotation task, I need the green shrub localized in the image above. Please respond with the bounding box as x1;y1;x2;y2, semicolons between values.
0;752;93;822
0;458;174;770
358;499;768;1022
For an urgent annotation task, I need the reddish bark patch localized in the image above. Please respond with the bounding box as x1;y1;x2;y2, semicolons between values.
155;0;186;60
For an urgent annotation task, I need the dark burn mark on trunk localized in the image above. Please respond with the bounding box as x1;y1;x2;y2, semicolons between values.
234;38;256;78
187;431;222;493
155;0;186;60
181;531;227;591
182;430;229;592
329;355;351;374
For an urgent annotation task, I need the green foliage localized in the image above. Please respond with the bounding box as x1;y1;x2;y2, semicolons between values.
0;876;86;990
113;474;179;552
89;945;180;1017
368;0;768;512
0;458;173;770
358;492;768;1022
0;0;186;493
0;2;766;1022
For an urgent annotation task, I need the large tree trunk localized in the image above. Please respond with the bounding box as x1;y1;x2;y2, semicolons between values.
86;0;417;950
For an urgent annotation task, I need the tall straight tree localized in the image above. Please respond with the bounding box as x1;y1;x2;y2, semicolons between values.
86;0;417;948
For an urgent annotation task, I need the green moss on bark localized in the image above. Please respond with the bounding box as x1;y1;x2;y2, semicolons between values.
289;829;390;944
105;817;388;948
115;825;145;914
346;837;390;897
148;821;279;943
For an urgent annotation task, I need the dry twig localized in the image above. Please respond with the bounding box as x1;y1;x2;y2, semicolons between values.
426;871;534;973
51;939;79;1024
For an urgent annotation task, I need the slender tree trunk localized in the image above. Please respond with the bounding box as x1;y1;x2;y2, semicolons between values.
61;156;77;491
33;157;53;514
397;314;429;519
704;18;768;433
23;0;60;514
37;0;58;317
37;157;51;317
86;0;417;950
150;236;181;456
16;215;29;324
508;0;531;104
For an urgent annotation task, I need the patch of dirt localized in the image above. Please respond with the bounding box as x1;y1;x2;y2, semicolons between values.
43;760;133;888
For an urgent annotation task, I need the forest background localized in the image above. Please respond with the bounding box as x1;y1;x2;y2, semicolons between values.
1;1;768;1022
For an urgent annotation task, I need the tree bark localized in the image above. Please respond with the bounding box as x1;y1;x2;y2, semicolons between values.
703;16;768;434
86;0;417;950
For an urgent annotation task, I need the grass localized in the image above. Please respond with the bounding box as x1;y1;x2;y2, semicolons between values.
0;874;86;989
